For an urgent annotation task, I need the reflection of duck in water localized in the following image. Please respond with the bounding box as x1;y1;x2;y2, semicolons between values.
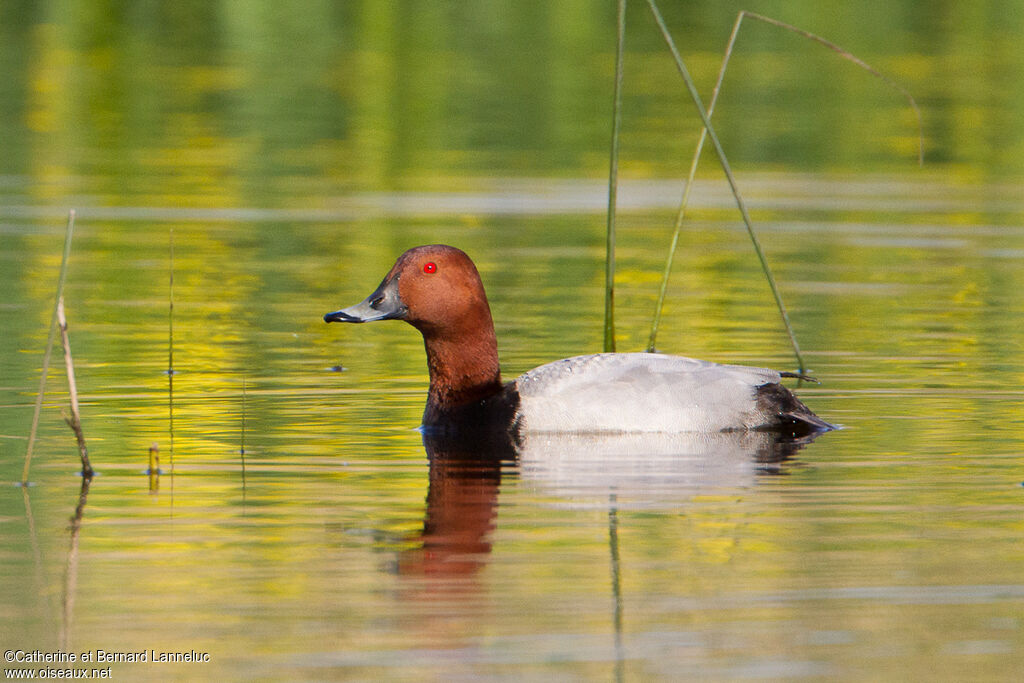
396;430;512;579
399;425;820;578
324;244;833;437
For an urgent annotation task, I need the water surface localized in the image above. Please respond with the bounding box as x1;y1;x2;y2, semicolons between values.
2;3;1023;681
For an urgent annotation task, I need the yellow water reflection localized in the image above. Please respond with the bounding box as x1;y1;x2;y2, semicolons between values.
3;2;1024;679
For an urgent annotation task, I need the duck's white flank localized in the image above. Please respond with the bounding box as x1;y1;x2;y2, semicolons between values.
513;353;785;433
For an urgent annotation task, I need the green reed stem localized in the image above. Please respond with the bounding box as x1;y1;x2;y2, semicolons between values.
240;376;247;457
740;11;924;166
646;9;924;353
604;0;627;353
21;210;76;485
168;226;175;480
645;0;805;374
646;15;742;352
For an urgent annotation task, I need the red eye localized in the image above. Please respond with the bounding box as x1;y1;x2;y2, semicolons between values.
423;262;437;274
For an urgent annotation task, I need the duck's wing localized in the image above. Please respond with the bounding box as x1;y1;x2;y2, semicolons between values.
512;352;819;433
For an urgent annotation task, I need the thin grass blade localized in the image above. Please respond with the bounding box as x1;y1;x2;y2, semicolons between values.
646;13;744;352
604;0;627;353
647;9;923;353
21;210;76;484
645;0;805;373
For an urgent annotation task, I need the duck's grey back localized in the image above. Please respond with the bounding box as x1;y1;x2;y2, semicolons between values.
512;352;789;433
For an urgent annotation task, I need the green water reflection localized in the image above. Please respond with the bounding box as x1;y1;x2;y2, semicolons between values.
2;2;1024;681
2;0;1023;205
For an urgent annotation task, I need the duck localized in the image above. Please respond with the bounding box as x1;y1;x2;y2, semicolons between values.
324;244;833;436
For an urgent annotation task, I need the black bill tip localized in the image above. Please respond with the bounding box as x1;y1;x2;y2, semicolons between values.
324;310;358;323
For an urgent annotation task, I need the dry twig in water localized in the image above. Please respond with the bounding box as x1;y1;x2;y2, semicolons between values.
57;297;92;477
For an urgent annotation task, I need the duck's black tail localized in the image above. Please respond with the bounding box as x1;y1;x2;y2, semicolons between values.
756;382;837;438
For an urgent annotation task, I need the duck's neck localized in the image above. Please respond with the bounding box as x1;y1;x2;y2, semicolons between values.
419;320;503;420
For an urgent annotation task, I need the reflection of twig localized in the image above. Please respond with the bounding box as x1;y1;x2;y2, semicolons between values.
148;443;160;493
22;486;55;630
60;474;92;650
608;494;625;683
240;377;247;505
57;298;92;477
22;210;76;485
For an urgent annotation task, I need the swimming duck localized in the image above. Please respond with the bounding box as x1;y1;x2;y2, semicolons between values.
324;244;832;436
